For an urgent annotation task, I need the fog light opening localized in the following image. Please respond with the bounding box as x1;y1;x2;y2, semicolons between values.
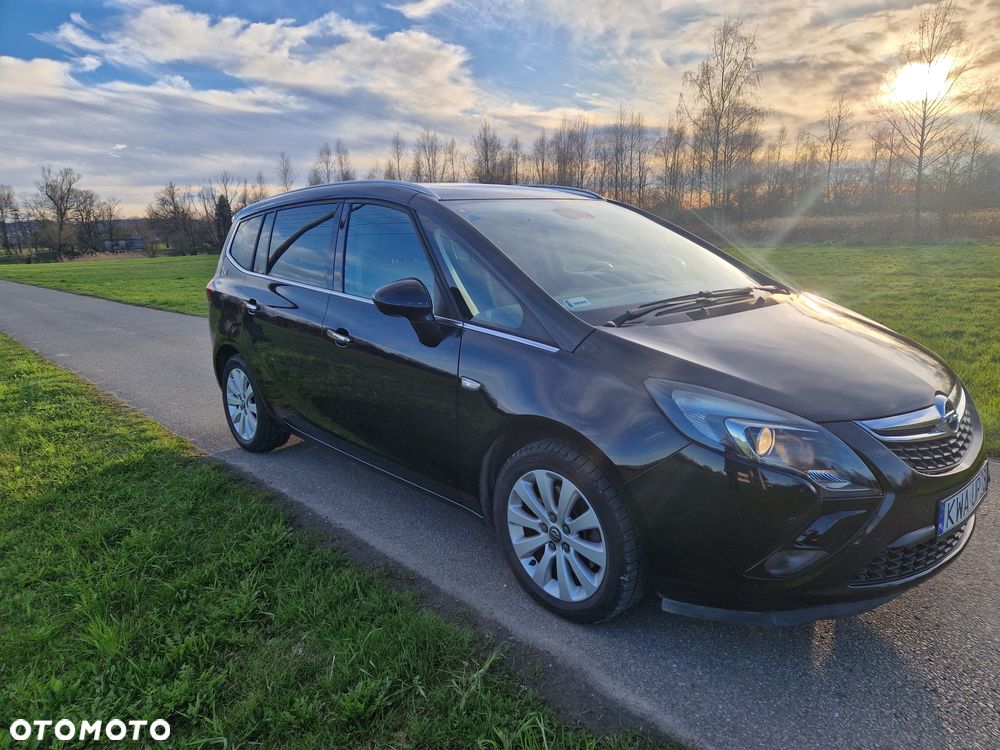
763;548;828;577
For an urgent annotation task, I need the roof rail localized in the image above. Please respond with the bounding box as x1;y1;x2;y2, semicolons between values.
324;179;441;198
274;179;440;199
523;184;604;199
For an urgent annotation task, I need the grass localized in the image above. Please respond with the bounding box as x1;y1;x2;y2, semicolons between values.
0;254;218;316
0;244;995;453
0;333;655;749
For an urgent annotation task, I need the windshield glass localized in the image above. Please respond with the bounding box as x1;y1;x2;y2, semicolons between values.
449;199;756;323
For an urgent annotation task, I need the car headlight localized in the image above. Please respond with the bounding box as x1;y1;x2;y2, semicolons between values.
645;380;881;497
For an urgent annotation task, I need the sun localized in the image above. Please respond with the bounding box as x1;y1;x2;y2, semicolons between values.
888;57;954;103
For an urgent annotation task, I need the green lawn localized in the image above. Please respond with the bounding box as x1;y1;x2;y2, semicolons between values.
0;245;995;453
0;254;218;316
0;334;654;749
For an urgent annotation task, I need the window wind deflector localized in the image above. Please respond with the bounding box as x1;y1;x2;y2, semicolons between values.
266;207;339;271
604;284;789;328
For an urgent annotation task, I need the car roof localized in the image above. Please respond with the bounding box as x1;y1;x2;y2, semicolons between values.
233;181;600;219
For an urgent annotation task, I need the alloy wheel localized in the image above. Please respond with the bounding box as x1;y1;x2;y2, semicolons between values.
506;469;607;602
226;367;258;441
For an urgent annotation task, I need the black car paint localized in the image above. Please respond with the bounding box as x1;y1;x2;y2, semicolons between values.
208;181;986;622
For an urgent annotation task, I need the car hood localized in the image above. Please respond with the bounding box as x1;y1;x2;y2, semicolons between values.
600;293;954;422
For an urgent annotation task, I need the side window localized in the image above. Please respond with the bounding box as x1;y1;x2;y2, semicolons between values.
229;215;263;270
343;203;439;304
267;204;338;287
421;216;544;338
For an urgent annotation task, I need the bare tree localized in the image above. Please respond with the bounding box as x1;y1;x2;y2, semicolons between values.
762;125;788;215
388;132;407;180
0;185;15;254
147;182;199;253
470;120;506;183
334;139;355;181
276;151;296;192
683;18;764;217
212;170;241;208
823;94;854;210
965;82;997;189
443;137;460;181
933;125;972;233
656;112;688;210
97;197;121;249
73;189;103;252
878;0;976;220
596;106;650;203
412;128;445;181
791;130;824;210
30;165;83;257
530;128;549;183
507;136;523;184
246;170;270;203
308;142;335;185
865;123;891;207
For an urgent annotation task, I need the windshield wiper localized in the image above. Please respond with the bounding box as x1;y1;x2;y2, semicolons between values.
604;284;789;328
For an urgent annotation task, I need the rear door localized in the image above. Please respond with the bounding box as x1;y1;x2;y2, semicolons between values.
320;201;461;490
239;202;341;431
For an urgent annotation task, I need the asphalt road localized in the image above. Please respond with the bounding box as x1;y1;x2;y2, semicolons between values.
1;278;997;750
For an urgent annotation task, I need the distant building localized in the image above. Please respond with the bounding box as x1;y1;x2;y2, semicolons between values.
100;230;145;252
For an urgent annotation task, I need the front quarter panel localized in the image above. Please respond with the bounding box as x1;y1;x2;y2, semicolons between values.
455;327;689;503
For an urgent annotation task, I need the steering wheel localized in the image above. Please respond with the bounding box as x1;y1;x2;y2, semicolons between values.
583;261;616;273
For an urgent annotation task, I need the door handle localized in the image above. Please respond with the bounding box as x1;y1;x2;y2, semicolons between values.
245;299;259;315
325;328;352;346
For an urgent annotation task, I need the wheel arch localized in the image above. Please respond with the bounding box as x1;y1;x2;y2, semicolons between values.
477;416;628;525
213;343;240;387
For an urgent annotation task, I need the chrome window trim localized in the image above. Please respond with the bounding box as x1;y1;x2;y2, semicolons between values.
464;323;559;352
225;247;374;304
226;248;560;353
857;384;967;443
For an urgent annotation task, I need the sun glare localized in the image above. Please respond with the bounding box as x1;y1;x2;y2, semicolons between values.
889;57;954;102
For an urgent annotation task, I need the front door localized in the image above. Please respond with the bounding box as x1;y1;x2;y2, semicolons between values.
320;201;461;490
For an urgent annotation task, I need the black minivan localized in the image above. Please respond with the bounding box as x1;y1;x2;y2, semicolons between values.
207;181;989;625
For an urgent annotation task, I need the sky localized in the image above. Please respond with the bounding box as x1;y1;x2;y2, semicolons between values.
1;0;998;213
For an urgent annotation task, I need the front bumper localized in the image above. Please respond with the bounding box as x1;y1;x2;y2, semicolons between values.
625;406;988;623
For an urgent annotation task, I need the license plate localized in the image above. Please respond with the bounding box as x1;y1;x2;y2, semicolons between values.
936;462;990;535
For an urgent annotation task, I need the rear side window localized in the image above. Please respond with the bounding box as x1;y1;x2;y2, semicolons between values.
343;203;440;305
229;215;263;270
421;216;546;339
267;204;338;287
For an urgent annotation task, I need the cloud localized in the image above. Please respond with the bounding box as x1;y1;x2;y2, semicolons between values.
388;0;456;20
35;4;476;116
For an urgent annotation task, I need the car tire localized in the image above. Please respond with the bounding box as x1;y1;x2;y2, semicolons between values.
221;355;290;453
493;438;647;623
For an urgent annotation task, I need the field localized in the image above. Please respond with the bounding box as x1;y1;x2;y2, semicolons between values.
0;334;652;749
0;254;218;316
0;244;996;453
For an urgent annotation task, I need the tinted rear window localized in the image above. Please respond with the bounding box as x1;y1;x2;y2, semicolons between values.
229;215;262;270
267;204;339;288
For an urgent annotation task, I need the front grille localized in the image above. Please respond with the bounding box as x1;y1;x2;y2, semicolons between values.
883;408;973;474
852;523;967;585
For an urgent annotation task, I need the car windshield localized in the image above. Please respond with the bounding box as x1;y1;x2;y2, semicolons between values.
449;199;757;323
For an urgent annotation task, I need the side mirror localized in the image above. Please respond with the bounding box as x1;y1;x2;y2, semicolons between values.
373;278;442;347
